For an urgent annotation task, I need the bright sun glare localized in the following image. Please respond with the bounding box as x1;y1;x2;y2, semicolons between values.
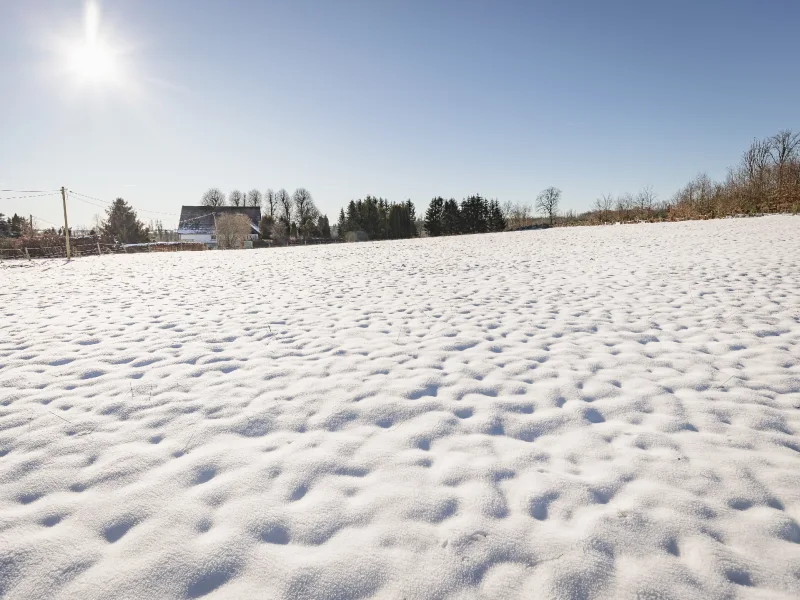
68;1;117;83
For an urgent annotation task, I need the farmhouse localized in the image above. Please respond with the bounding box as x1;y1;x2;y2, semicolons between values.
177;206;261;247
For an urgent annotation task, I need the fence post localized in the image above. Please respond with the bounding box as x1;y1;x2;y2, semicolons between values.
24;247;31;261
97;240;102;256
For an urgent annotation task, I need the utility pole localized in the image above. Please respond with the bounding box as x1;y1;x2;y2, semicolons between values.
61;186;71;259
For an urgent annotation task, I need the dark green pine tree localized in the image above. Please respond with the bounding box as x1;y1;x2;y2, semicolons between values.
100;199;149;244
377;198;389;239
0;213;8;238
318;215;331;238
337;208;347;240
442;199;462;235
460;195;489;234
405;200;416;237
387;203;405;239
363;196;381;238
487;199;507;232
346;200;359;233
424;197;444;236
9;213;24;237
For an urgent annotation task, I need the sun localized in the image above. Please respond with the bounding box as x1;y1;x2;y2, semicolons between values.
66;1;119;84
71;41;115;81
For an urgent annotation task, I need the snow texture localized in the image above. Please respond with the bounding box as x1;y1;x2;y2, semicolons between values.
1;216;800;599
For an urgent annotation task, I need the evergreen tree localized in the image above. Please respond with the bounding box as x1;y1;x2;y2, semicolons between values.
487;199;507;232
405;200;416;237
442;198;462;235
362;196;381;238
0;213;8;237
318;215;331;238
345;200;359;234
378;198;390;239
9;214;24;237
387;203;406;239
337;208;347;240
100;198;149;244
460;195;489;234
338;197;418;241
424;197;444;236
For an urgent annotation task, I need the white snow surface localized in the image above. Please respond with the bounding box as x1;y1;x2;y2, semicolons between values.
1;216;800;600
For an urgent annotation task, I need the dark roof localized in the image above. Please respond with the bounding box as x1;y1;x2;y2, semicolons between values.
177;206;261;234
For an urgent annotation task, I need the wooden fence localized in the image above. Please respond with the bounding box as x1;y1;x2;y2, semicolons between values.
0;240;207;260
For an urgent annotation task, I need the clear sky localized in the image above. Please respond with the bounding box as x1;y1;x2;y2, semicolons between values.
1;0;798;229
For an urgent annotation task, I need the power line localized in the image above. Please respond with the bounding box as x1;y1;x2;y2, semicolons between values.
69;193;110;211
0;192;61;200
30;214;60;227
0;189;60;193
69;190;179;217
68;190;113;205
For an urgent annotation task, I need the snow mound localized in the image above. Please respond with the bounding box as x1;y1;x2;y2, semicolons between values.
1;216;799;599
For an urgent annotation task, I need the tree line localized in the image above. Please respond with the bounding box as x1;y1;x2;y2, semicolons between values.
667;129;800;219
423;195;506;236
585;129;800;224
335;197;417;241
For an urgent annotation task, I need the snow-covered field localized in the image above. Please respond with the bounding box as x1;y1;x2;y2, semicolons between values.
1;216;800;600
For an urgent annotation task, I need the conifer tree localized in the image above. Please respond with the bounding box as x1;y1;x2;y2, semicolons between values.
337;208;347;240
442;199;462;235
318;215;331;238
405;200;416;237
424;197;444;236
9;214;24;237
346;201;359;233
488;199;507;232
100;199;149;244
460;195;489;233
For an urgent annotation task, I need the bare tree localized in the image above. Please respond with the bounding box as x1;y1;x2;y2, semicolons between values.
201;188;226;207
292;188;319;239
228;190;244;207
743;138;771;185
770;130;800;212
671;173;717;219
599;193;614;222
276;188;292;236
264;189;276;218
215;213;252;249
501;201;534;229
616;192;635;222
501;200;514;222
770;130;800;167
535;187;561;226
636;186;657;219
245;189;262;208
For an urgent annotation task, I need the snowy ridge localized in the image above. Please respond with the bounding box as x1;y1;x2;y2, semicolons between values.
1;216;799;599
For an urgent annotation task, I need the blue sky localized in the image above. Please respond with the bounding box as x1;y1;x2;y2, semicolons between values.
1;0;798;228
